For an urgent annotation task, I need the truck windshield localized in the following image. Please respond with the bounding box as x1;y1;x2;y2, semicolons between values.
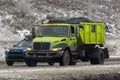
36;26;68;37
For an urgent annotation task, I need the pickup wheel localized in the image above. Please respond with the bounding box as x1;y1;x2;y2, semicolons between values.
6;61;14;66
26;58;37;67
59;50;70;66
90;48;104;64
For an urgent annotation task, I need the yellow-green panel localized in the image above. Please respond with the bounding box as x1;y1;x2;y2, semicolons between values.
79;22;105;45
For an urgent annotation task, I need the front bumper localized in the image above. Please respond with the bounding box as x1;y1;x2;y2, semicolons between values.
27;50;64;59
5;52;26;62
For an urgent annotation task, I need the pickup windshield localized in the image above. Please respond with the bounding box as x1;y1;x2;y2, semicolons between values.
36;26;68;37
16;40;32;47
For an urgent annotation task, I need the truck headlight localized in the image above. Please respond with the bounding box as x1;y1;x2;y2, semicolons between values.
26;48;32;51
52;48;62;51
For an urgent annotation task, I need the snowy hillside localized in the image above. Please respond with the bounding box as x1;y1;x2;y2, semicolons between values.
0;0;120;61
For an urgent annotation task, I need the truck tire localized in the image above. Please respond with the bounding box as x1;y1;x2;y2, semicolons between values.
81;57;89;62
70;61;76;65
70;57;76;65
6;61;14;66
90;48;104;64
59;50;70;66
26;58;37;67
103;48;109;59
48;62;54;66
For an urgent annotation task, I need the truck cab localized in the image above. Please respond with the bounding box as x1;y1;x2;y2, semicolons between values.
27;24;79;66
26;21;109;67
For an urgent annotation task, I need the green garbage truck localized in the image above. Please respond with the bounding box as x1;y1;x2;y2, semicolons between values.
26;18;109;67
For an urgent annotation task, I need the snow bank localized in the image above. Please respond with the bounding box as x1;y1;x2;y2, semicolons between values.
105;33;120;56
0;12;30;61
106;39;120;56
17;29;30;39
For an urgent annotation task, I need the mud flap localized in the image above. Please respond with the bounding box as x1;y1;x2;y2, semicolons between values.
103;48;109;59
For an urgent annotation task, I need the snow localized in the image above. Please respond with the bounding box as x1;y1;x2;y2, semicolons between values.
105;0;112;2
0;13;31;61
106;39;120;56
17;29;30;39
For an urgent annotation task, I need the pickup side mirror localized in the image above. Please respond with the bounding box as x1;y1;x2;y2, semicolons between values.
13;45;16;47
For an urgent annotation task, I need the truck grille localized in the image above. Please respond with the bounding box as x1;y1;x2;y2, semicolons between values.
33;42;50;50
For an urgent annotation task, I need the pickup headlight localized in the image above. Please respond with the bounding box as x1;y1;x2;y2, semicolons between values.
26;48;32;51
23;49;27;51
52;48;62;51
6;49;10;52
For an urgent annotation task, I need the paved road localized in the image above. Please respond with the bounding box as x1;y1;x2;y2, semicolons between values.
0;58;120;69
0;58;120;80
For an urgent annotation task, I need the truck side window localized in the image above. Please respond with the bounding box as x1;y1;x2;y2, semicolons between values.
70;26;74;36
91;25;96;32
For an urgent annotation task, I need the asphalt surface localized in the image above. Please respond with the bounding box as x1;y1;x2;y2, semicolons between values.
1;57;120;67
0;58;120;80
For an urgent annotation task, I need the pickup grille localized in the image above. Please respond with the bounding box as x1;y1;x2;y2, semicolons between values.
9;50;23;54
33;42;50;50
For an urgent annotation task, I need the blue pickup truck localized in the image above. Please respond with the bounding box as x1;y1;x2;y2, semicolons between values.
5;36;32;66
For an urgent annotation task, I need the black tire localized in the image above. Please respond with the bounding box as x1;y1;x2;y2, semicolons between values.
90;48;104;65
26;58;37;67
70;56;76;65
6;61;14;66
103;48;109;59
70;61;76;65
59;50;70;66
81;57;89;62
48;62;54;66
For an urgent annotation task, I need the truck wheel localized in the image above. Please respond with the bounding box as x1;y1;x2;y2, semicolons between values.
6;61;14;66
81;57;89;62
48;62;54;66
70;61;76;65
70;57;76;65
90;48;104;64
59;50;70;66
26;58;37;67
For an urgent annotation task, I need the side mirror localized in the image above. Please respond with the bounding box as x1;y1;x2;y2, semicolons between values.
76;26;80;38
13;45;16;47
32;27;36;39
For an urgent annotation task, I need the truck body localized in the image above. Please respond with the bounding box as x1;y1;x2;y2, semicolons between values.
26;18;109;67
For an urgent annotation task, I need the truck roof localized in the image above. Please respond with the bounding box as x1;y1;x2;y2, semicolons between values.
47;17;105;25
48;17;93;24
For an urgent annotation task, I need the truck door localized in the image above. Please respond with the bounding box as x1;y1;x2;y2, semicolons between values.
69;25;77;51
